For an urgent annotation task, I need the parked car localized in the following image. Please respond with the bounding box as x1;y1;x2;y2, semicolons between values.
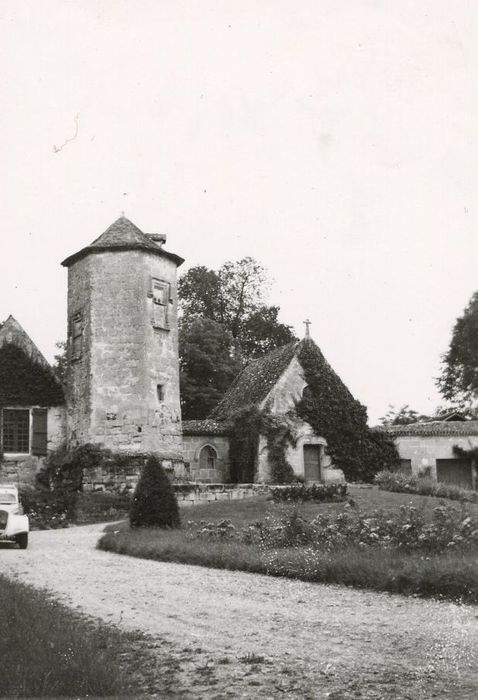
0;485;29;549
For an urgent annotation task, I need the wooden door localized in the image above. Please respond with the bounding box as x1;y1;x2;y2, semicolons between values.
303;445;321;482
436;458;473;489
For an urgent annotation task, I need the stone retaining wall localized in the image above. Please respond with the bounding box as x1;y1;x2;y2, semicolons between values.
174;483;270;506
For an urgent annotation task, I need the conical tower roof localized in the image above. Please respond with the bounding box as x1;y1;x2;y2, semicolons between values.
61;216;184;267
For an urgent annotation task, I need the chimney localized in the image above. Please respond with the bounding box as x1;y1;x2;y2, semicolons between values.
146;233;167;247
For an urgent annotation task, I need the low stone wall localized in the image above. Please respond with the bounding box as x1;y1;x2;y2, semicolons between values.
173;483;270;507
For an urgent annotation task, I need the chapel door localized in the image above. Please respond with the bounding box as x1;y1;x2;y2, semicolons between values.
303;445;321;482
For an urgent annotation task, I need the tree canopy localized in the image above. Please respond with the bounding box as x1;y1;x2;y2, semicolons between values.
437;291;478;407
379;405;429;427
178;258;296;357
178;258;297;418
179;317;242;419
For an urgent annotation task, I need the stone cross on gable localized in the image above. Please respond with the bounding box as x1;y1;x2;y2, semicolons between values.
303;318;312;338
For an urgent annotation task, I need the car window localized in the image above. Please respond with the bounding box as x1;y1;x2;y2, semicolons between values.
0;492;16;504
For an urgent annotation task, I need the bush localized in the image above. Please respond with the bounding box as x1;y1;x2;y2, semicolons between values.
375;470;478;502
20;489;72;530
75;491;132;524
130;455;180;528
270;482;347;503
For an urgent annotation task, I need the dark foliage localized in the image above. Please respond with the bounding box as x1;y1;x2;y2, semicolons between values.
36;443;105;495
437;290;478;404
178;258;296;360
228;407;296;484
240;306;298;360
130;455;180;528
52;341;67;385
179;317;241;419
228;406;262;483
270;482;347;502
0;344;64;406
379;404;429;426
262;414;296;483
296;340;399;481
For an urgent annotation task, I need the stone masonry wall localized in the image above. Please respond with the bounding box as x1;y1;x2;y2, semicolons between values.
66;256;92;445
0;405;66;484
67;249;182;456
182;435;230;482
394;434;478;479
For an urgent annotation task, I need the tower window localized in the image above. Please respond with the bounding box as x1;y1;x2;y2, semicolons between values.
157;384;164;402
151;279;170;329
71;312;83;360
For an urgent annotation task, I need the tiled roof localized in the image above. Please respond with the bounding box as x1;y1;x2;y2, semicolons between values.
182;419;231;436
62;216;184;267
209;341;298;420
380;420;478;437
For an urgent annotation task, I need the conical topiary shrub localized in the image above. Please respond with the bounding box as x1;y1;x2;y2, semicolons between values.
130;455;180;528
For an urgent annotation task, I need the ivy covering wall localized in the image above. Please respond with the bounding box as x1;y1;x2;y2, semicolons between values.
295;339;399;482
228;406;296;483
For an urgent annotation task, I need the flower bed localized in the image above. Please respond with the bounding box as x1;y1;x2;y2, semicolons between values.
375;470;478;502
270;482;347;503
191;503;478;552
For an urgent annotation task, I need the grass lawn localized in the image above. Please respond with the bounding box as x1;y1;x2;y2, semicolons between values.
0;574;182;698
99;486;478;605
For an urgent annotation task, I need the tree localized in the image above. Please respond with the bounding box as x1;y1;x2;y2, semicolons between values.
178;258;296;359
130;455;180;528
52;341;67;385
380;405;429;427
179;318;241;419
437;291;478;406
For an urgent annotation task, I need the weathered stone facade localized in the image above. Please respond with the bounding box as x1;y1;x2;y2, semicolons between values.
0;316;66;484
386;422;478;489
62;218;184;458
257;355;344;483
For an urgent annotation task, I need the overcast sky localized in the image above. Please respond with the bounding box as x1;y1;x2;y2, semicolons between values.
1;1;477;423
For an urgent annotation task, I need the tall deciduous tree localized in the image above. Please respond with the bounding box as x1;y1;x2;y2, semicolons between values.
437;291;478;406
178;258;296;358
179;317;242;419
178;258;296;418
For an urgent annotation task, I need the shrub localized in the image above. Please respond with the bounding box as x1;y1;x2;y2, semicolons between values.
130;455;180;528
270;482;347;503
375;470;478;502
20;488;72;529
75;491;132;524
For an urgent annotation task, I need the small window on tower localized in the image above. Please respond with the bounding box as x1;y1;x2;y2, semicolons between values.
151;279;170;329
71;312;83;360
157;384;164;402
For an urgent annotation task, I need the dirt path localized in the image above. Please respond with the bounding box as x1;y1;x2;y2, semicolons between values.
2;524;478;699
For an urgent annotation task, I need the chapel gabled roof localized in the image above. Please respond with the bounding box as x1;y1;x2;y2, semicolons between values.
209;341;299;420
61;216;184;268
209;336;356;421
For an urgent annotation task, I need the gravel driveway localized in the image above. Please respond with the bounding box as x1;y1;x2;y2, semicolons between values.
2;524;478;699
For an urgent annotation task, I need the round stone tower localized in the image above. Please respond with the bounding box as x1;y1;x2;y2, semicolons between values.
61;216;184;457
